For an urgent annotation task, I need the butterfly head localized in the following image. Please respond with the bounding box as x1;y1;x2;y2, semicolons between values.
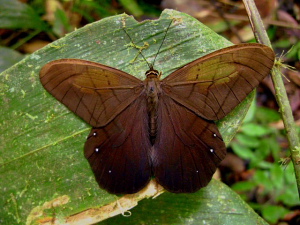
145;67;160;79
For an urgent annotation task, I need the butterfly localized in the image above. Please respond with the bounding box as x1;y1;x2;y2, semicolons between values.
39;20;275;194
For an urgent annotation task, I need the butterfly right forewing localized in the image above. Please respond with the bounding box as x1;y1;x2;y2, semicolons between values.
161;44;275;121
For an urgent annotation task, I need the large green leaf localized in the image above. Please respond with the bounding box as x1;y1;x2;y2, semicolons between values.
100;180;267;225
0;9;263;224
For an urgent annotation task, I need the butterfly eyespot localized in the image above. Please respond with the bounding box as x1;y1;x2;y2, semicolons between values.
210;149;214;153
95;148;99;152
108;170;112;173
93;132;97;136
213;133;217;137
196;170;199;173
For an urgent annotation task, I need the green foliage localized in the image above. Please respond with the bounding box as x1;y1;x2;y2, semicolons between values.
269;23;299;61
286;42;300;61
119;0;144;17
52;8;74;37
0;0;47;30
0;47;24;72
261;205;289;224
72;0;117;21
230;104;299;224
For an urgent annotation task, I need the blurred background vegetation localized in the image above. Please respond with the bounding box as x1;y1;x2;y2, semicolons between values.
0;0;300;224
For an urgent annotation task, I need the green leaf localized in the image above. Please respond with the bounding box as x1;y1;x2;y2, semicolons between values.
243;98;257;123
119;0;144;17
231;181;257;192
269;137;281;161
286;41;300;60
241;123;272;137
53;9;74;37
0;9;265;224
235;133;260;148
0;46;24;72
253;170;273;192
260;138;275;158
250;139;271;167
72;1;115;22
277;163;300;206
270;164;284;189
255;106;281;123
231;142;255;160
255;161;273;169
0;0;47;30
277;187;300;206
285;163;298;184
100;180;268;225
261;205;289;224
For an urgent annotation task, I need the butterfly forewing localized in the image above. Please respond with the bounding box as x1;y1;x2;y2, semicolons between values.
40;59;144;127
84;94;152;194
152;95;226;193
161;43;275;121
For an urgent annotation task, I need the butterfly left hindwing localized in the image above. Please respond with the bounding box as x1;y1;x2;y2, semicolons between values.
84;94;152;194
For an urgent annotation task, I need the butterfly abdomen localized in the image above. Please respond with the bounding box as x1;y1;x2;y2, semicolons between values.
145;69;162;144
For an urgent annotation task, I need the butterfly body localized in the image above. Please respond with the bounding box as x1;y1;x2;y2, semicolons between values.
145;68;162;142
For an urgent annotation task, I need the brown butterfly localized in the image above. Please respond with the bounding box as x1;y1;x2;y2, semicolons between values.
40;21;275;194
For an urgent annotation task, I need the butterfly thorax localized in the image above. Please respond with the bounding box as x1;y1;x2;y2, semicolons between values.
145;69;161;144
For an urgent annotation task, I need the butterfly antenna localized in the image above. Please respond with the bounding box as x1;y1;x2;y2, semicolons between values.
122;26;151;68
152;19;173;68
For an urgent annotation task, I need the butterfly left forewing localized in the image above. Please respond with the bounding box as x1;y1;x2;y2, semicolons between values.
40;59;144;127
161;43;275;121
152;94;226;193
84;94;152;194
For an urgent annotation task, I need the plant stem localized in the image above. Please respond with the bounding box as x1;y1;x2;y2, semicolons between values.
242;0;300;198
10;30;41;50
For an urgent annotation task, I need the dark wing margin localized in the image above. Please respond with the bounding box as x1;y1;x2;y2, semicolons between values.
152;95;226;193
161;43;275;120
40;59;144;127
84;94;152;194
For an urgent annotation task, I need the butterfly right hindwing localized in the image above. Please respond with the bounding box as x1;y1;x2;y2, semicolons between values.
152;94;226;193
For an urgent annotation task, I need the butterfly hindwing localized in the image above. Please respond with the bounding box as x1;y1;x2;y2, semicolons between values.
84;94;152;194
152;94;226;193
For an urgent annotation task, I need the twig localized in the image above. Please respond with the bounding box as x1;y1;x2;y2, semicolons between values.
242;0;300;198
